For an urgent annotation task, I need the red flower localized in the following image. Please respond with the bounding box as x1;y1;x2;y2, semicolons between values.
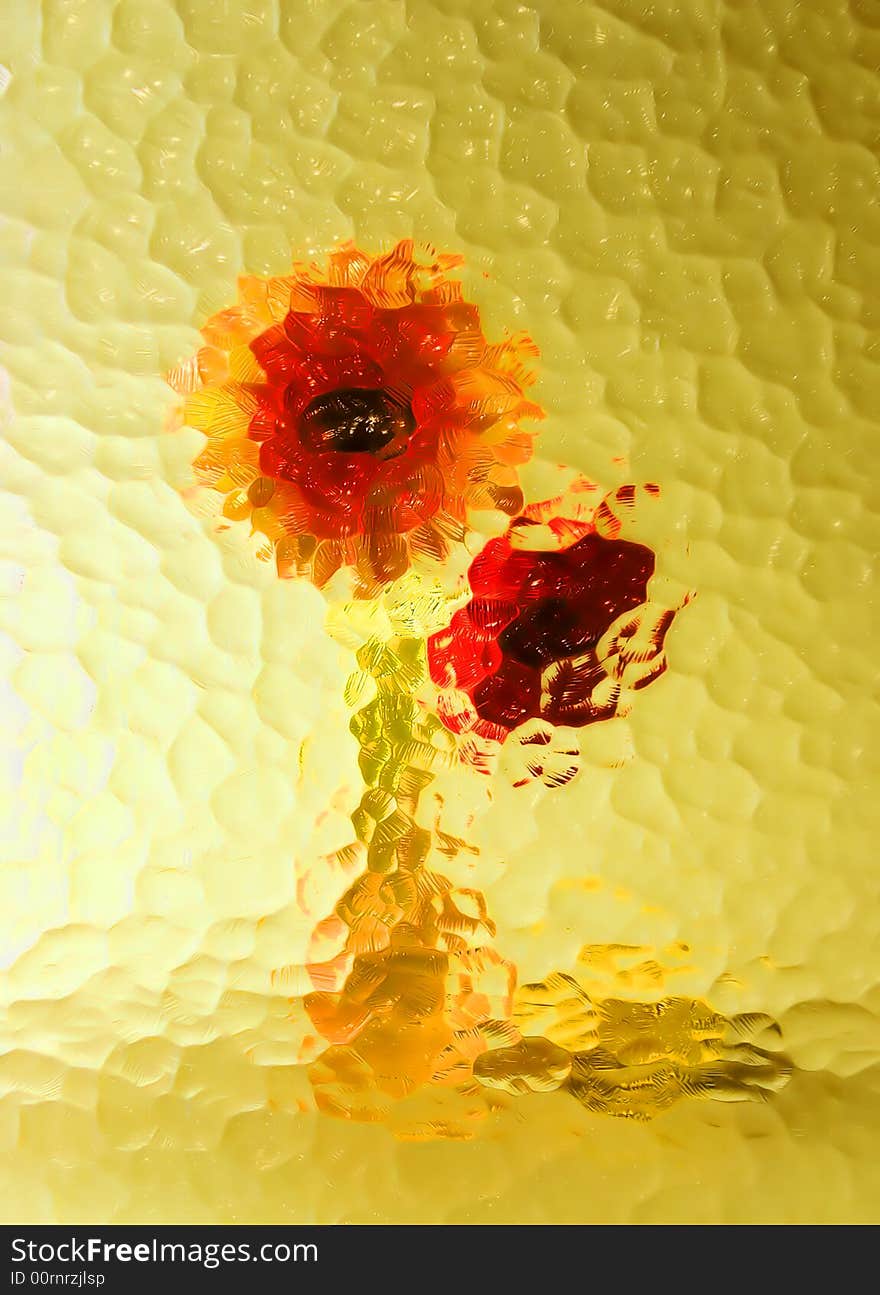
428;486;680;739
173;241;543;595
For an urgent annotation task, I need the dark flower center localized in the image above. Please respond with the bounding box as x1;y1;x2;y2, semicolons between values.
298;387;415;455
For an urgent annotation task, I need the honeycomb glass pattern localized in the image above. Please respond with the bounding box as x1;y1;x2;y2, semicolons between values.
1;0;879;1225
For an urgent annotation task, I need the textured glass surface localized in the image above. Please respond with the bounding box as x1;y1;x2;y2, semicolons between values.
1;0;878;1224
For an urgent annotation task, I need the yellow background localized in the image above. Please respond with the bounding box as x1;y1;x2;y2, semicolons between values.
1;0;878;1222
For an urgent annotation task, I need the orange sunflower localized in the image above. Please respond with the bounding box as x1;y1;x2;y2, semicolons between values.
171;241;544;595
